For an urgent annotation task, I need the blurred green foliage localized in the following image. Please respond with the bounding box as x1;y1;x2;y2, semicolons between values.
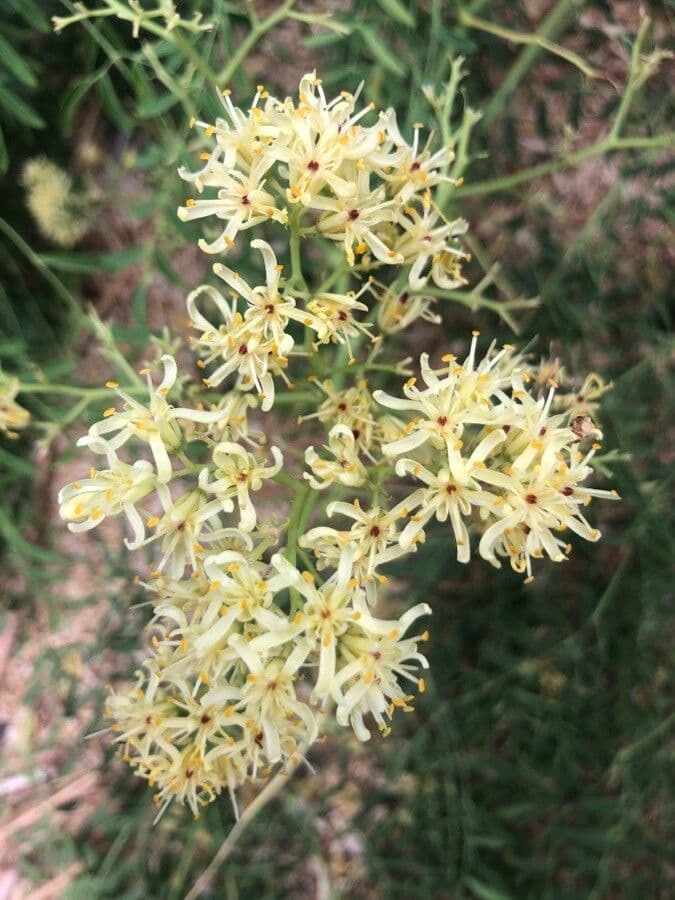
0;1;672;897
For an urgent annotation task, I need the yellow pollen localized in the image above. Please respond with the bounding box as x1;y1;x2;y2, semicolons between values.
146;516;160;528
103;406;116;417
418;677;426;693
105;381;119;389
185;198;196;208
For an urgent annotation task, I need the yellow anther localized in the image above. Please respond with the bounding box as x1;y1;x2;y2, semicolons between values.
105;381;119;389
146;516;160;528
103;406;116;418
418;677;426;693
185;198;196;208
302;571;314;583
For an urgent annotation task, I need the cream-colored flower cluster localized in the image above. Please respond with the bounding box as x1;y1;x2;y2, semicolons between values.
178;73;466;275
59;73;617;820
373;335;618;580
0;370;30;438
22;158;88;247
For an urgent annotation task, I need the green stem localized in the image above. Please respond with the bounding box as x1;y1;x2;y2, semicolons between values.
141;24;220;88
269;389;315;406
612;710;675;766
17;383;144;398
315;263;350;295
284;481;314;613
217;0;297;85
184;716;322;900
288;223;307;291
452;132;674;198
457;8;601;80
479;0;575;128
609;16;652;140
285;482;311;567
0;218;85;324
